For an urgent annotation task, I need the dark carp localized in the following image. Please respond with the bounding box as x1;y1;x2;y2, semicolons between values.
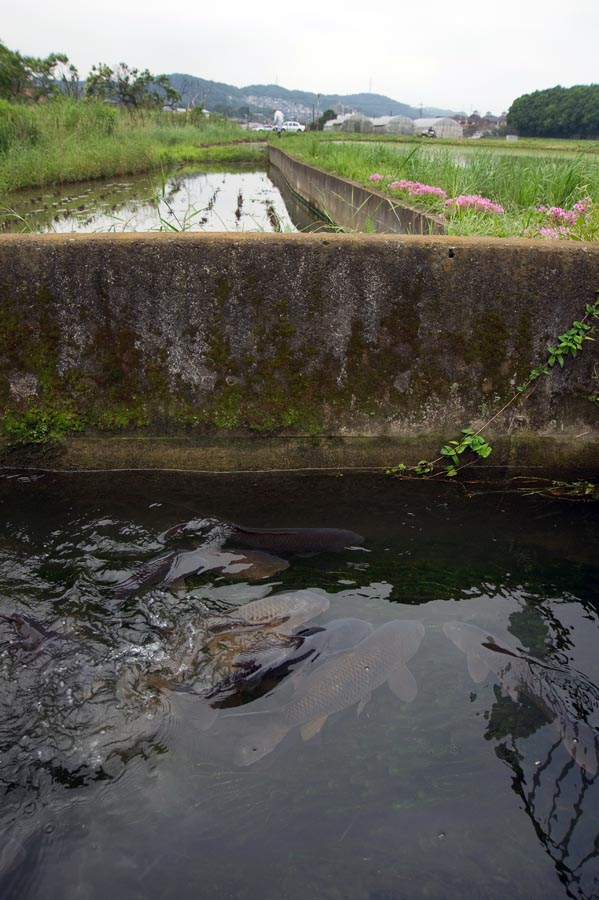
443;621;599;774
163;518;364;555
0;613;67;654
223;525;364;555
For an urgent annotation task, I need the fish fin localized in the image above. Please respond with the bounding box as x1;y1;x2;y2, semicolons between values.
356;694;371;717
300;715;328;741
196;703;220;732
387;664;418;703
222;550;289;581
559;715;599;775
168;692;219;732
467;653;490;684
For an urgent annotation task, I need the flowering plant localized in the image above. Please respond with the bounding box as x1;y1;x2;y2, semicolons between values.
388;179;447;199
524;197;595;240
444;194;504;214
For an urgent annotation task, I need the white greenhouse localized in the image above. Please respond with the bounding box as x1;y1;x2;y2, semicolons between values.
413;117;463;138
371;115;415;135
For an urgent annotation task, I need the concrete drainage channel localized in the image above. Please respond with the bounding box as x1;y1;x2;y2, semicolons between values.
268;145;446;235
0;229;598;475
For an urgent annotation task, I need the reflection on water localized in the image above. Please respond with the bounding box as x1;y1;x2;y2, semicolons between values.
0;470;598;900
0;166;328;235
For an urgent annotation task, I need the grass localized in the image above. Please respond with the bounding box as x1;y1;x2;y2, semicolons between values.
0;98;265;193
277;133;599;239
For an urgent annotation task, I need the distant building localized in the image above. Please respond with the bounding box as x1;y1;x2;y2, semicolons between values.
371;115;415;135
340;113;373;133
324;113;464;138
413;117;463;138
452;113;506;137
323;113;353;130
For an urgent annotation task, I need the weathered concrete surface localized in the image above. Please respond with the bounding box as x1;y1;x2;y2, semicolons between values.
269;145;445;235
0;232;598;473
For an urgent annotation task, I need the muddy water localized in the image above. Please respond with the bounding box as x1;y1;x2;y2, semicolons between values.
0;470;598;900
0;166;328;234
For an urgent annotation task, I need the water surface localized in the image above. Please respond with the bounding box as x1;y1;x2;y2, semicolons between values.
0;470;598;900
0;166;327;234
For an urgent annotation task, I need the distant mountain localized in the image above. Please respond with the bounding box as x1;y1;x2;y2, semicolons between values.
167;74;459;121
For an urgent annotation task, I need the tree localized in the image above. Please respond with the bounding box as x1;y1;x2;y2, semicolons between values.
0;41;28;99
314;108;337;131
84;62;181;109
0;40;74;101
25;52;71;101
55;59;81;99
507;84;599;138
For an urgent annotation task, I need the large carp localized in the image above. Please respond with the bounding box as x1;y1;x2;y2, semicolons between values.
443;621;599;774
232;619;425;766
164;518;364;555
203;617;374;709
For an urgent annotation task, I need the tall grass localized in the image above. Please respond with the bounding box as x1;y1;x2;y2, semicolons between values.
289;139;599;210
0;98;259;193
282;136;599;237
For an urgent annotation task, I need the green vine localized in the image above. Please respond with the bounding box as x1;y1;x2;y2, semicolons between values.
387;292;599;479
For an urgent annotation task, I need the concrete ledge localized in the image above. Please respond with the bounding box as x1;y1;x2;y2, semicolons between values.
268;145;445;234
0;232;598;473
1;434;597;477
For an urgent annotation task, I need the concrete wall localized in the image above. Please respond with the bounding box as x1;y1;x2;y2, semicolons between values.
268;146;445;235
0;232;598;474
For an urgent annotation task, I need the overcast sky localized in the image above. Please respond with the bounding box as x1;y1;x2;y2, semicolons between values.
2;0;597;116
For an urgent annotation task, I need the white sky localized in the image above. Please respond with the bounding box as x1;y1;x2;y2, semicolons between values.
2;0;598;116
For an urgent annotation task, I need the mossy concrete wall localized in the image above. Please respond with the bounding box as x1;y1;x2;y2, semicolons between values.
0;232;598;474
268;145;445;234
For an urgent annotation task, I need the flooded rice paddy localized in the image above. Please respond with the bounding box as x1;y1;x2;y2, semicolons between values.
0;469;598;900
0;166;326;234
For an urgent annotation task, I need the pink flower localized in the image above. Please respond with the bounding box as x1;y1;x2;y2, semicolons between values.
573;197;593;215
445;194;504;214
539;225;572;239
536;198;592;224
535;206;577;224
388;179;447;199
369;173;383;182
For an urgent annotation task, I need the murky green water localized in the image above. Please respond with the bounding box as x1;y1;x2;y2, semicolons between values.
0;166;326;234
0;470;598;900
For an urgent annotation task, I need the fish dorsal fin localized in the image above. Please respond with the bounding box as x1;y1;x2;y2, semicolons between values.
387;664;417;703
300;714;328;741
356;694;372;717
467;653;490;684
